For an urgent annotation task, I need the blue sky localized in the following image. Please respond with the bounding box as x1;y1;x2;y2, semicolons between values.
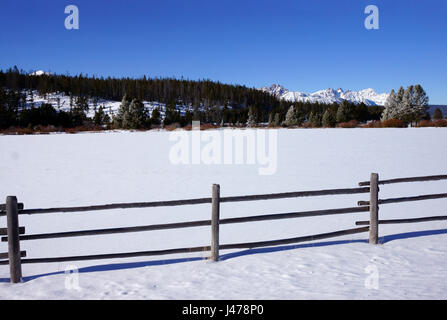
0;0;446;103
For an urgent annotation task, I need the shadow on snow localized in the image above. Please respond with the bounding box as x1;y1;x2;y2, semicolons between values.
1;228;446;283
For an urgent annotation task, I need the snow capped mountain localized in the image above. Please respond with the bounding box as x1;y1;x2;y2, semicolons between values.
260;84;389;106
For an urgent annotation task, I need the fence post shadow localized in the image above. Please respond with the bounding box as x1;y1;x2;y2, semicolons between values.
1;173;447;282
2;226;447;284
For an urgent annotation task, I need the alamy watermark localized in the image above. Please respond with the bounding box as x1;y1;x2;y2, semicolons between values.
364;5;379;30
65;5;79;30
63;4;378;31
168;121;278;175
62;265;81;291
364;255;383;290
63;4;377;31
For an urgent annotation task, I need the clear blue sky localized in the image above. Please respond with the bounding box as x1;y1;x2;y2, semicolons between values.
0;0;446;103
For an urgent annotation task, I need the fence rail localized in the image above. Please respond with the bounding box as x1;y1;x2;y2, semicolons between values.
0;226;369;266
357;193;447;206
358;174;447;186
1;206;369;242
1;173;446;283
355;215;447;225
0;187;370;217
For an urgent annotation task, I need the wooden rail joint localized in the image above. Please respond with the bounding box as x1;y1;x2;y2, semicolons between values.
0;227;25;237
0;251;26;260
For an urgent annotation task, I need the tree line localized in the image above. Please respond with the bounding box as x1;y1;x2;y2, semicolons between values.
0;66;438;131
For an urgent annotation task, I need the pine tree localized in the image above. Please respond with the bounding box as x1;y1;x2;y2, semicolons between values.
114;95;131;128
322;109;336;127
381;89;398;121
401;85;415;123
247;105;257;127
163;101;179;126
401;85;429;124
396;86;405;103
274;113;281;127
69;94;74;112
29;90;35;109
283;105;298;127
433;108;443;121
413;85;429;107
336;101;350;123
151;107;161;125
93;97;98;112
94;105;109;126
268;113;274;126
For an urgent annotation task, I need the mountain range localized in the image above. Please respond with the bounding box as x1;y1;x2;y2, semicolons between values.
260;84;389;106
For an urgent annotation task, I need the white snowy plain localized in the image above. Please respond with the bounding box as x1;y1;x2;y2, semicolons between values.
0;128;447;300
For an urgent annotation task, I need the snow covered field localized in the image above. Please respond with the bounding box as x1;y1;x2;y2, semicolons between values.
1;128;447;299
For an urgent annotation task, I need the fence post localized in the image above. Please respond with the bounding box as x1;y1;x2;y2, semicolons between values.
210;184;220;261
6;196;22;283
369;173;379;244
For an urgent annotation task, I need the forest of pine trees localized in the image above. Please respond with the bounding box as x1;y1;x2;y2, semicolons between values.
1;66;436;132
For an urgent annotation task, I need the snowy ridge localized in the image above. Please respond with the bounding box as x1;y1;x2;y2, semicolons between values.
260;84;389;106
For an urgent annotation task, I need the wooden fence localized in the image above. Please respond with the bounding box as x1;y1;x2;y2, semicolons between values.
1;173;446;283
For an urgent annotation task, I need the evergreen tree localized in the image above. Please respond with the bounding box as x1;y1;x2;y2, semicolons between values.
309;112;322;128
127;98;148;129
381;89;398;121
247;105;257;127
29;90;35;109
151;107;161;125
69;94;74;112
163;101;180;126
283;105;298;126
114;95;131;128
19;103;58;127
336;100;350;123
274;113;281;127
433;108;443;121
268;113;274;126
396;86;405;103
322;109;336;127
74;95;89;114
413;85;429;107
93;105;110;126
401;85;429;124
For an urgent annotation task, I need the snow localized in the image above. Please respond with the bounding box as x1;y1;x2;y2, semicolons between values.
24;91;168;118
22;91;224;119
260;84;389;106
1;128;447;299
29;70;51;76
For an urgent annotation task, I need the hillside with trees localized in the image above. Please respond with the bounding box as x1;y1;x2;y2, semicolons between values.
1;66;442;132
